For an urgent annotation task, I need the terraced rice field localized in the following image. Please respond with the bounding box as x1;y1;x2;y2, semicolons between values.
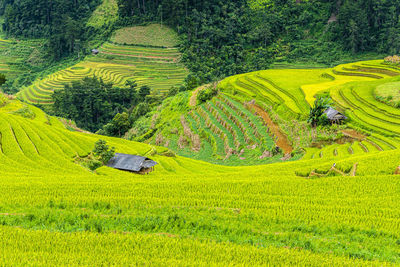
219;69;330;119
1;97;400;264
141;60;400;165
302;60;400;105
17;32;188;105
218;60;400;159
0;38;30;79
148;93;282;165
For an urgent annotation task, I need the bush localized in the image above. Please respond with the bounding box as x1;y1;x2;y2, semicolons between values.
308;97;332;127
317;114;330;126
87;159;103;171
197;86;218;104
0;73;5;86
0;94;8;107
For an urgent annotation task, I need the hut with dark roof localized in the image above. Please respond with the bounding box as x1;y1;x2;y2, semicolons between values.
107;153;158;174
324;107;347;124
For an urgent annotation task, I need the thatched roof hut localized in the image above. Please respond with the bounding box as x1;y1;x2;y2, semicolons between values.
107;153;157;174
324;107;347;124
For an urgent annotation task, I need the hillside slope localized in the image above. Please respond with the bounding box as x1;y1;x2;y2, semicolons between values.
0;96;400;264
127;59;400;167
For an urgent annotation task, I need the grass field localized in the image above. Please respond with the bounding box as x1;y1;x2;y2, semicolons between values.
16;25;188;105
375;81;400;105
0;95;400;265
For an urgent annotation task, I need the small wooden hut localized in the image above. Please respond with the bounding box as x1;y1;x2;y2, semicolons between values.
91;49;99;55
107;153;157;174
324;107;347;124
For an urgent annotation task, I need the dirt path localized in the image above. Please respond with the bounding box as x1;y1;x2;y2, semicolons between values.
250;104;293;154
189;85;208;107
341;129;366;141
189;83;217;107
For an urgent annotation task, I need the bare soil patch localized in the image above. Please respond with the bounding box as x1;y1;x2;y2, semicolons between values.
341;129;366;141
249;104;293;154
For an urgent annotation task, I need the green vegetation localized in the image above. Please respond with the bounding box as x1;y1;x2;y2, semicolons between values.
3;0;400;264
52;77;142;132
115;0;398;84
375;81;400;107
197;84;218;104
93;139;115;164
127;90;281;166
1;0;100;60
75;140;115;171
0;73;5;85
87;0;118;30
308;97;331;127
0;38;47;92
0;95;399;264
125;59;400;168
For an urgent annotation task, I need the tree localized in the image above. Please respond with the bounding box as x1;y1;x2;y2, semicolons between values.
158;4;163;26
103;112;131;137
0;73;6;86
93;140;115;165
308;97;332;127
138;85;151;99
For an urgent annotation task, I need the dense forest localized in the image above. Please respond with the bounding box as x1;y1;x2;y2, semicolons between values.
52;77;151;132
0;0;101;60
2;0;400;81
116;0;400;82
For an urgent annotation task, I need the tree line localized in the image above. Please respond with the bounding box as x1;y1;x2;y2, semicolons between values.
2;0;400;81
52;77;151;134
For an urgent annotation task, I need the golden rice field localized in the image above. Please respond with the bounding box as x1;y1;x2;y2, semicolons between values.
2;58;400;264
219;60;400;157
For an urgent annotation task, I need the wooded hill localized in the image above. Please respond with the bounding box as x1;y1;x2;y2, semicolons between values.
2;0;400;82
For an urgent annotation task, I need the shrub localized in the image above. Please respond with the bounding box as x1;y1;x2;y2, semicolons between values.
197;86;218;104
11;106;36;119
317;114;330;126
0;73;5;86
0;94;8;107
87;159;103;171
307;97;332;127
